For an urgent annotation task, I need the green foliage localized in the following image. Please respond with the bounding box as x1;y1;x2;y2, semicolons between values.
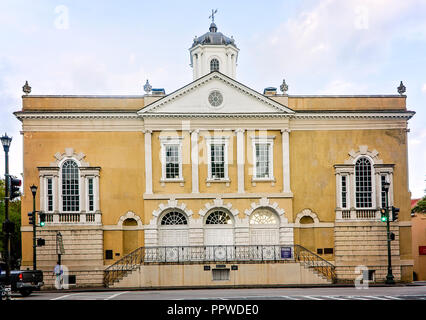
412;196;426;214
0;178;22;268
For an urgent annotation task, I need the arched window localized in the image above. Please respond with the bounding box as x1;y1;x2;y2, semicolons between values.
62;160;79;212
161;211;188;225
206;210;232;224
250;209;278;225
355;157;373;208
210;58;219;72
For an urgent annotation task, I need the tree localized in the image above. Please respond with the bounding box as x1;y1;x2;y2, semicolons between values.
0;178;22;269
412;196;426;214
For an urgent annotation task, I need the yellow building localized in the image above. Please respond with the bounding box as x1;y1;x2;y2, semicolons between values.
15;21;415;288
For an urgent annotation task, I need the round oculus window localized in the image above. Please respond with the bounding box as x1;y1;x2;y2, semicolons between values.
208;90;223;107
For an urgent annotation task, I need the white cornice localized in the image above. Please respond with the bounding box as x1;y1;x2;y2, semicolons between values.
14;111;139;120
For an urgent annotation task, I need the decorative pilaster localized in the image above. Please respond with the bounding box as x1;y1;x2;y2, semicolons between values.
281;129;291;193
144;130;153;194
236;128;245;193
191;129;199;193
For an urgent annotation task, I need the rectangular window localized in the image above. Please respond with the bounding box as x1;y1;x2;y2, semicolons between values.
341;175;347;209
47;178;53;212
165;144;180;179
210;143;225;179
212;269;230;281
88;178;94;212
381;175;388;208
255;143;270;178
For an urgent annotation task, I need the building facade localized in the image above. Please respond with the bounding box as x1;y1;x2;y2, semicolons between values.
16;22;415;288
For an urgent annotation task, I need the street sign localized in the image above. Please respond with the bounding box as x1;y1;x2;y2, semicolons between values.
280;247;292;259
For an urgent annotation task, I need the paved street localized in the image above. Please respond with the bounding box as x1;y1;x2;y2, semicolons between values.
10;284;426;300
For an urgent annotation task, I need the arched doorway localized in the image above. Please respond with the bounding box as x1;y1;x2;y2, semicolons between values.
158;210;189;247
249;208;279;245
122;218;139;256
204;209;235;261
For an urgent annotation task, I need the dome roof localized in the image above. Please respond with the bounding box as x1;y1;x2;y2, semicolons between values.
192;23;236;48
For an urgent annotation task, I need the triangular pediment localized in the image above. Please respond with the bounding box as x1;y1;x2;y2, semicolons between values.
138;72;294;116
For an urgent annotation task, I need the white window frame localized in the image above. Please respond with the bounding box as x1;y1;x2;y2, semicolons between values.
160;137;183;182
251;136;275;181
59;158;81;213
206;137;230;181
340;174;349;209
86;176;95;213
45;176;54;213
354;155;376;209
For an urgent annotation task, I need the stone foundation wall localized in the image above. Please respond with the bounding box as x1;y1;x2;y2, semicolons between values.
30;225;104;288
334;221;401;282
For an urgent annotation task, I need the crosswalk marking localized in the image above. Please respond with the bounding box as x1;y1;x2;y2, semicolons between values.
383;296;402;300
323;296;348;300
104;291;129;300
280;296;300;300
303;296;324;300
364;296;389;300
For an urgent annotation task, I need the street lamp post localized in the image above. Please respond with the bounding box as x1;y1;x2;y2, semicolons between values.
30;185;38;270
382;180;395;284
1;133;13;299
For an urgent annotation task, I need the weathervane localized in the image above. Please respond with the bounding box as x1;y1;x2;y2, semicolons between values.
209;9;218;23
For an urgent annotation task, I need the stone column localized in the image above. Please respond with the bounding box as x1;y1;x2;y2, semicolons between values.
281;129;291;193
144;130;153;194
227;52;232;76
191;130;199;193
236;129;245;193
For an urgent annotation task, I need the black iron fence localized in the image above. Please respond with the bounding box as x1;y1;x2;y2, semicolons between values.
103;244;335;287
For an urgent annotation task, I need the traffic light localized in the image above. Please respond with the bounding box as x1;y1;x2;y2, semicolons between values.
380;208;388;222
39;212;46;227
28;212;34;225
391;206;400;221
8;176;21;201
36;238;45;247
2;220;15;234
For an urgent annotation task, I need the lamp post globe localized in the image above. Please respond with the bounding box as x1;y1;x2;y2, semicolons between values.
30;184;38;196
1;133;12;152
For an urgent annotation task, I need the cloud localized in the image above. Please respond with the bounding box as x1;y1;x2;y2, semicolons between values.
422;83;426;93
245;0;426;92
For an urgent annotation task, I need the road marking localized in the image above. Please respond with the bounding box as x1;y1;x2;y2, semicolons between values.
349;296;370;300
383;296;402;300
104;291;129;300
303;296;323;300
50;293;81;300
364;296;389;300
323;296;348;300
280;296;300;300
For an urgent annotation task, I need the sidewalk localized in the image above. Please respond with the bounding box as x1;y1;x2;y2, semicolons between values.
40;281;424;293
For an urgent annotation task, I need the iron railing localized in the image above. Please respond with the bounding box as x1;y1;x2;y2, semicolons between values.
103;244;336;287
294;245;336;282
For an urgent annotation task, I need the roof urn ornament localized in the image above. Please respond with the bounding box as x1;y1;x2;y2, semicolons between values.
397;81;406;95
23;81;31;95
143;79;152;94
280;79;289;94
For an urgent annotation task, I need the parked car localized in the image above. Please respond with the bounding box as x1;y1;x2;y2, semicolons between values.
0;269;44;297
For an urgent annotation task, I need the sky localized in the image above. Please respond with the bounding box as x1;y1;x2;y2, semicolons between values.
0;0;425;198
